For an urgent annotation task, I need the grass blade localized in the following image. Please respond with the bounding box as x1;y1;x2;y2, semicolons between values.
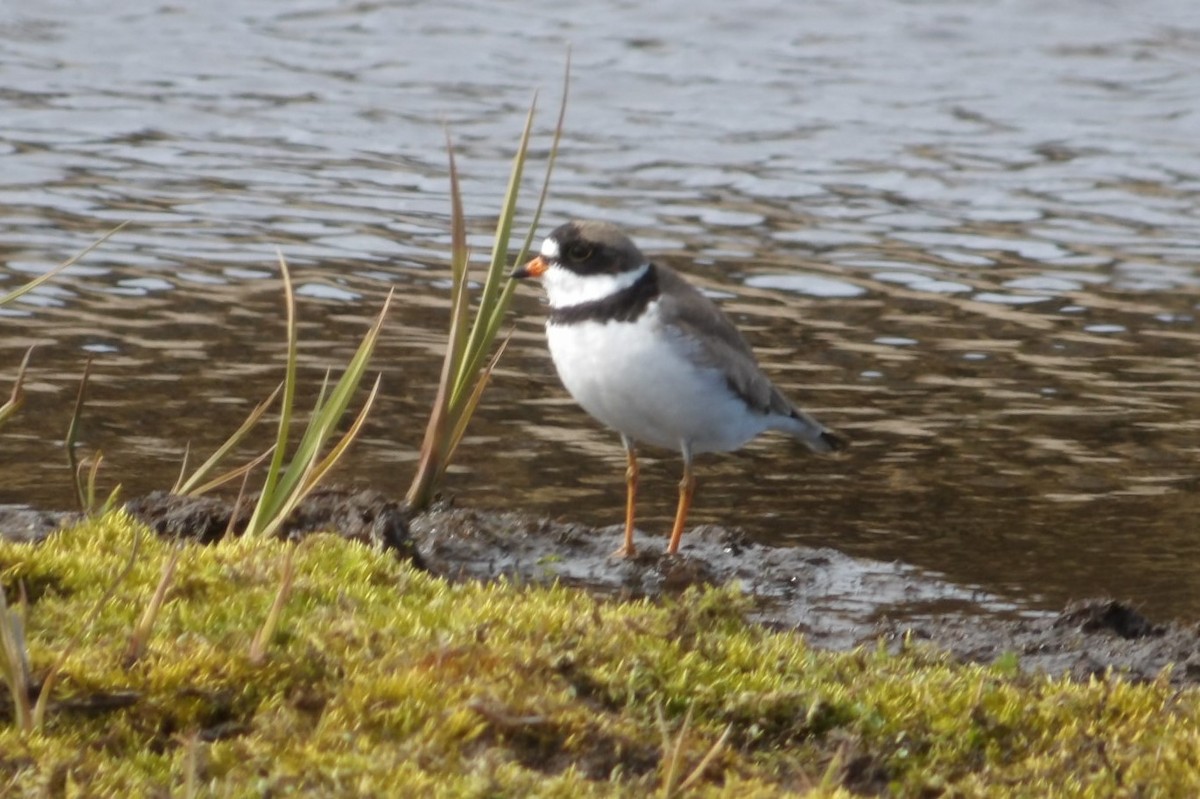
660;705;692;798
98;484;122;516
675;723;733;794
65;359;95;513
172;444;192;496
452;96;539;405
186;444;276;499
303;374;384;491
124;543;184;666
224;464;254;540
175;382;283;496
446;135;472;374
259;373;383;540
84;452;105;514
0;583;33;732
254;290;393;534
406;139;474;509
405;60;568;511
244;254;298;537
456;55;570;411
445;331;512;465
248;545;296;666
448;105;535;414
0;222;129;307
0;346;35;428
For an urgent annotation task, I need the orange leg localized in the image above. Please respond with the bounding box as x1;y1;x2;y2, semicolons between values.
613;435;638;558
666;443;695;555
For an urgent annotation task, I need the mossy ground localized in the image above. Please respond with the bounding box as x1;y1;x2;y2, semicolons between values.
1;512;1198;797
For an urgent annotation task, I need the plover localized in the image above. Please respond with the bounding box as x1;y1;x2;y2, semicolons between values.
512;220;845;557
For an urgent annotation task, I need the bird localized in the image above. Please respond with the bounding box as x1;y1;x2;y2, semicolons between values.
511;220;846;557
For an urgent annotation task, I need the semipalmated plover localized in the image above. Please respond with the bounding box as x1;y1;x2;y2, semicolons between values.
512;220;845;557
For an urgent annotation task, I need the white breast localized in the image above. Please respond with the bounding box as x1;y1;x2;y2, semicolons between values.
545;301;771;453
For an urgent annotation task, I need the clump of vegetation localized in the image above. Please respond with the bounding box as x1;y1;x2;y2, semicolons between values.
166;253;392;540
406;64;568;512
1;512;1199;797
236;255;391;540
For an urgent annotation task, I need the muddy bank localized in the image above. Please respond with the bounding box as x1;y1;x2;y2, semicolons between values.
407;500;1200;686
3;490;1196;685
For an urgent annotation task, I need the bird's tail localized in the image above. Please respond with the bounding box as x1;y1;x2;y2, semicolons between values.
776;408;848;454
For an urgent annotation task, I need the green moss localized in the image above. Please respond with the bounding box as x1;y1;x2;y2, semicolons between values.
1;511;1199;797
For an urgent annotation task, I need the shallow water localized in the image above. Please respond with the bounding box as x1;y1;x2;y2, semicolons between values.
2;0;1198;619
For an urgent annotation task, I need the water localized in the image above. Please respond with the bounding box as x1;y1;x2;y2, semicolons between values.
2;0;1199;619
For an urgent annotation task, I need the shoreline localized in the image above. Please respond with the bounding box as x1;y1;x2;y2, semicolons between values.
4;489;1194;686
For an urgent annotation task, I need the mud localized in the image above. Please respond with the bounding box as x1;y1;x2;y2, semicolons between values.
123;489;418;562
3;491;1197;685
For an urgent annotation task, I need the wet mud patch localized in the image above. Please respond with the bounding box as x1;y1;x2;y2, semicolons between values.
4;493;1200;686
122;489;419;563
876;598;1195;685
0;505;76;544
407;503;1200;687
1054;598;1165;640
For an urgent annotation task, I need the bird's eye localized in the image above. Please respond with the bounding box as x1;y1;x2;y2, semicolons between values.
565;242;593;261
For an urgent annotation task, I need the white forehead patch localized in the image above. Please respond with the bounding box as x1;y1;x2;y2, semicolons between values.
540;236;560;261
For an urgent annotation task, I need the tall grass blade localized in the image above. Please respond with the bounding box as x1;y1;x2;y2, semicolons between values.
445;331;512;465
175;249;389;540
675;723;733;794
125;543;184;666
246;288;392;537
0;346;35;428
2;224;126;432
224;466;255;540
65;359;94;513
248;545;296;666
98;485;122;516
459;54;570;408
406;138;473;509
451;98;538;407
445;139;472;375
172;444;191;496
0;583;33;732
186;444;276;499
659;704;692;798
0;222;129;307
258;373;384;540
405;59;569;511
243;254;298;537
300;374;384;490
174;383;283;496
84;452;105;512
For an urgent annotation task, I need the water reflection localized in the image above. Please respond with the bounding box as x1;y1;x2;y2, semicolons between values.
1;0;1198;620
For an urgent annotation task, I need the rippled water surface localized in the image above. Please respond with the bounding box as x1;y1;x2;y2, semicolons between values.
2;0;1198;618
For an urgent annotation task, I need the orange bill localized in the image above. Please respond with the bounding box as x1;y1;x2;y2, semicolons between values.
511;254;549;280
